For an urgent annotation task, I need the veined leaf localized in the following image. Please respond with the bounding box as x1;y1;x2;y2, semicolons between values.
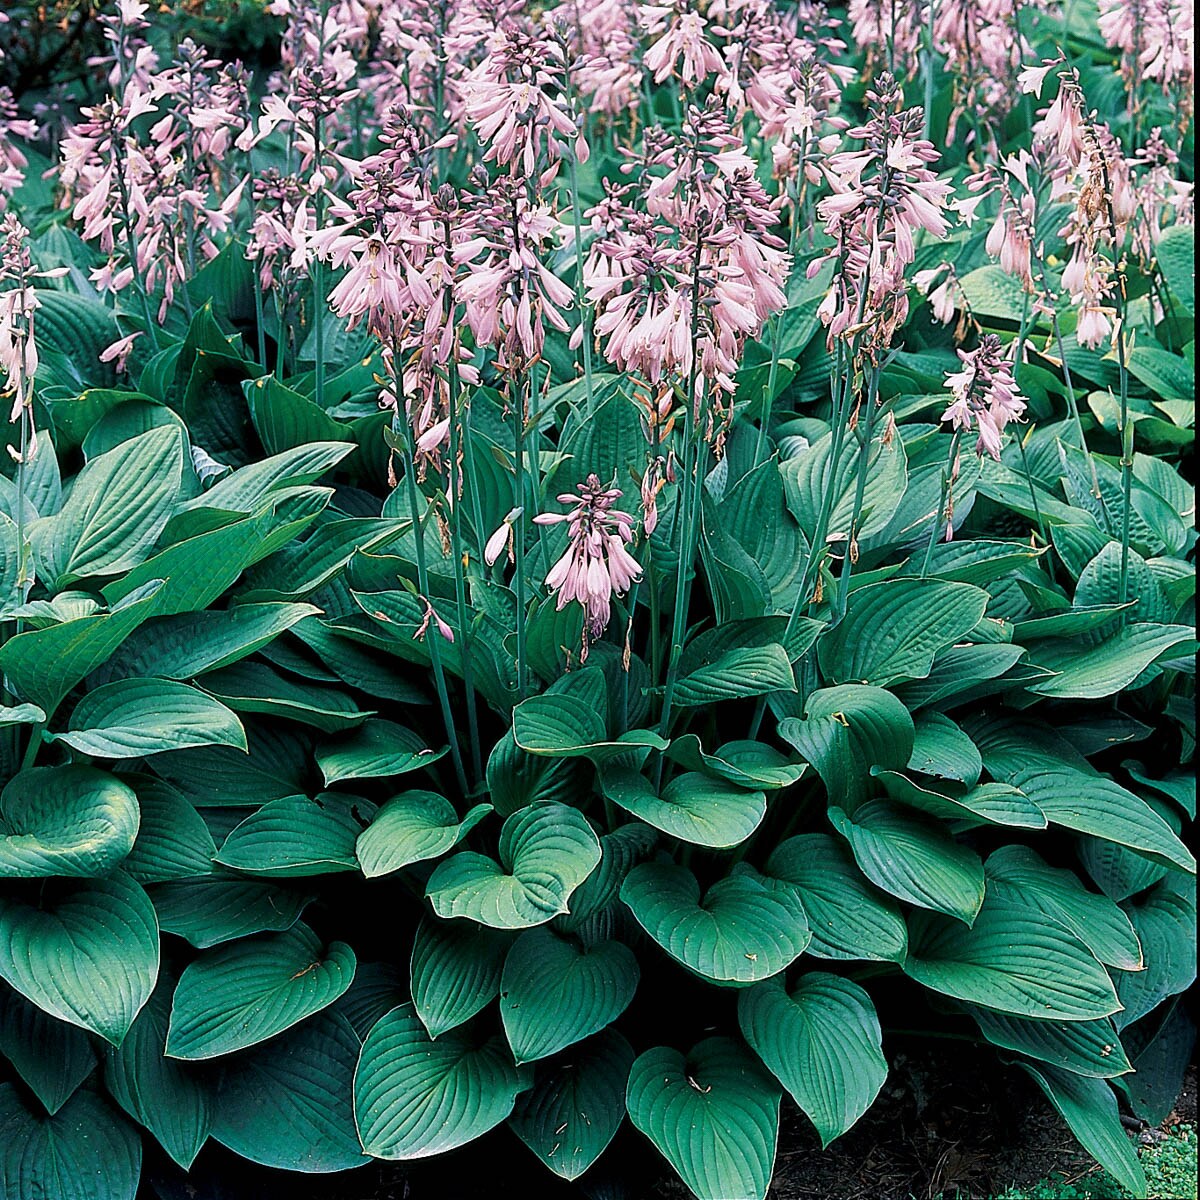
50;678;247;758
626;1038;780;1200
675;644;796;706
150;877;312;948
0;871;158;1044
968;1007;1132;1079
356;792;491;879
601;767;766;849
1028;623;1193;698
904;899;1121;1021
165;923;355;1060
738;974;886;1147
620;863;810;985
410;917;511;1039
0;989;96;1116
818;579;989;686
318;719;447;785
354;1003;529;1159
0;765;139;878
500;928;638;1064
425;804;601;929
509;1029;634;1181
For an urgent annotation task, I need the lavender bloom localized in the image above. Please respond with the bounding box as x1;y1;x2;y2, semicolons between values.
940;333;1026;459
535;475;643;657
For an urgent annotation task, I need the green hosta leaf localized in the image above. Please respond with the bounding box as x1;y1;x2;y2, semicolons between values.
213;1009;368;1173
779;683;914;811
620;863;810;985
904;899;1121;1021
1012;768;1195;873
0;988;96;1115
556;822;659;935
738;973;886;1147
829;802;985;924
601;767;766;849
500;928;638;1065
104;602;320;680
50;679;247;758
0;579;164;716
1028;623;1194;698
337;962;406;1038
509;1029;634;1181
908;712;982;785
486;730;588;817
215;793;373;877
1115;876;1196;1030
356;792;491;879
104;977;213;1169
872;772;1047;830
0;765;139;878
0;871;158;1044
165;923;355;1060
1080;837;1168;903
985;846;1142;972
1119;1000;1195;1125
1155;224;1194;315
30;425;184;588
425;803;601;929
120;775;216;884
199;661;372;733
246;375;354;453
626;1037;780;1200
894;643;1027;709
763;834;907;962
0;1084;142;1200
818;579;989;686
666;736;806;790
150;877;312;948
354;1003;530;1159
318;719;447;785
968;1008;1132;1079
513;693;667;759
410;917;511;1039
1016;1063;1145;1198
674;644;796;706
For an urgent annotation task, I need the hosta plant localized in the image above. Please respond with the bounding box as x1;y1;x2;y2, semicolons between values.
0;1;1195;1198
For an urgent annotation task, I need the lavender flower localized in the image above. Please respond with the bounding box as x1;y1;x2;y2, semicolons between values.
940;333;1026;459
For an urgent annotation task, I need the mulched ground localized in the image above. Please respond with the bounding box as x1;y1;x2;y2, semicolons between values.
145;1051;1197;1200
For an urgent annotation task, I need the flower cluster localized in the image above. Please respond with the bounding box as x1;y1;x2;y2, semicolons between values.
941;332;1026;459
535;474;642;653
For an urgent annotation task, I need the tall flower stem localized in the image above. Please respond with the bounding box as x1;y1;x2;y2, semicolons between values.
1012;294;1046;540
564;77;596;416
834;363;882;621
394;368;468;794
921;427;963;576
511;373;530;698
923;0;938;142
446;340;483;787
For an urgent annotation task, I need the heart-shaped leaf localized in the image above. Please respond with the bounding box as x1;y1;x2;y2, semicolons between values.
0;871;158;1044
166;923;355;1059
620;863;809;985
426;803;601;929
500;927;638;1064
0;988;96;1115
357;792;491;878
738;973;886;1147
626;1037;780;1200
904;898;1121;1021
509;1029;634;1181
0;1084;142;1200
354;1003;530;1159
120;775;216;884
601;768;766;848
215;793;375;877
829;802;985;925
410;917;511;1039
907;713;982;784
666;736;806;790
967;1007;1132;1078
49;678;247;758
513;693;666;760
104;976;214;1169
0;765;139;878
763;834;908;962
213;1008;369;1173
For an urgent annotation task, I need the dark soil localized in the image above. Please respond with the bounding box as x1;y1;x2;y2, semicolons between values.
144;1054;1197;1200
